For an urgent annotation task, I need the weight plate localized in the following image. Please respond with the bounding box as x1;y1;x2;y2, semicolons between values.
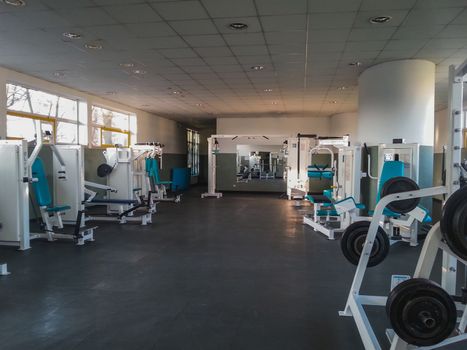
381;176;420;214
97;163;113;178
441;186;467;261
341;221;389;267
386;278;457;346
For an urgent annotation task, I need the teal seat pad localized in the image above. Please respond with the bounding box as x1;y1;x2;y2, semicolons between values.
46;205;71;212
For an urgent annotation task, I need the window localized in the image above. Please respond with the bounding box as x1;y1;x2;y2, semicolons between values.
90;106;136;148
5;83;84;144
187;129;199;176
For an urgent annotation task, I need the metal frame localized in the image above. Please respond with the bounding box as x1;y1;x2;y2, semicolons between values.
201;134;290;199
303;146;364;240
339;59;467;350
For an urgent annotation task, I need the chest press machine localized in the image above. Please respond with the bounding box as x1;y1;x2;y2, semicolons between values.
0;136;95;251
338;60;467;350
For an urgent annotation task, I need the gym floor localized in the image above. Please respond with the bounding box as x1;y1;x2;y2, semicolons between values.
0;189;462;350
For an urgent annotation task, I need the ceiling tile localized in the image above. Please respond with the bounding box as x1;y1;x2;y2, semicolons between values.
360;0;417;11
204;56;238;65
104;4;161;23
393;25;443;39
231;45;269;56
348;28;396;41
256;0;307;15
309;12;356;29
125;22;177;37
195;46;232;57
152;1;209;21
56;7;117;26
201;0;257;18
158;48;198;58
265;31;306;45
384;39;428;51
261;14;307;31
170;19;218;35
404;8;464;26
224;32;266;46
184;34;225;47
308;0;361;13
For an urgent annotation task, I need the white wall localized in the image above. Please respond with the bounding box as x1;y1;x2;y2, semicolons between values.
330;112;358;141
0;66;186;154
358;60;435;146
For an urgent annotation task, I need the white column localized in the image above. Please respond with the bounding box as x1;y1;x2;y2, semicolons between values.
0;68;7;139
357;60;435;145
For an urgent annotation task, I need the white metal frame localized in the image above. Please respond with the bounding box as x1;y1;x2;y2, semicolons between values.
339;59;467;350
303;145;364;240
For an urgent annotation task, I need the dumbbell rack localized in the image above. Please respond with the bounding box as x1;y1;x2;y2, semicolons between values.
338;186;449;350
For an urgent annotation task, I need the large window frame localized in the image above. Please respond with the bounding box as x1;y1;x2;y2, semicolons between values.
90;105;136;148
187;128;200;176
5;83;84;144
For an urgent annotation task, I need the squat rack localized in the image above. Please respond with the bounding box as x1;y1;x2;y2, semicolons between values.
338;59;467;350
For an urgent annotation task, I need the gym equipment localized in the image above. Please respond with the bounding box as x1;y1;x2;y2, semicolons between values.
146;157;181;203
0;137;96;250
338;58;467;350
381;176;420;214
440;185;467;260
303;145;365;240
53;145;154;225
386;278;457;346
202;134;289;199
341;221;390;267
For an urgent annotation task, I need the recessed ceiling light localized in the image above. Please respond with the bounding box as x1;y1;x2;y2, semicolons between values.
228;22;248;31
172;90;182;95
369;16;392;24
120;62;135;68
271;101;278;105
195;103;203;107
62;32;82;40
251;65;264;71
104;91;116;95
53;71;65;78
2;0;26;7
337;86;347;91
84;42;103;50
132;69;147;75
349;61;362;67
264;88;273;92
329;100;337;104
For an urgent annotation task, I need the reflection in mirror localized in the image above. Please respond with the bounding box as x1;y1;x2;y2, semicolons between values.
236;145;286;183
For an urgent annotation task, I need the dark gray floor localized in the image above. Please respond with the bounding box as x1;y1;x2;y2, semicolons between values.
0;189;463;350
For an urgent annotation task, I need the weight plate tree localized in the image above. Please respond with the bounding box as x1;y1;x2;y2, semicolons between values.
381;176;420;214
441;186;467;261
386;278;457;346
341;221;390;267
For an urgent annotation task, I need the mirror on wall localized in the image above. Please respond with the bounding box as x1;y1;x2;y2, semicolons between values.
236;145;286;182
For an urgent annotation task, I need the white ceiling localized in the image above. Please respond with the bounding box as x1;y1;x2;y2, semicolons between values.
1;0;467;125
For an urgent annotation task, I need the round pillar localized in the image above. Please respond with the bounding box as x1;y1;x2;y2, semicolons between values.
357;59;435;145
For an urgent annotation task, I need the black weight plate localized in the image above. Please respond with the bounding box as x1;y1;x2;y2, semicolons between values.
341;221;389;267
386;278;457;346
97;163;113;178
441;186;467;261
381;176;420;214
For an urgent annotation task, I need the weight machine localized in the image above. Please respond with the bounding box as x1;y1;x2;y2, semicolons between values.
303;140;367;240
0;131;95;250
338;60;467;350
